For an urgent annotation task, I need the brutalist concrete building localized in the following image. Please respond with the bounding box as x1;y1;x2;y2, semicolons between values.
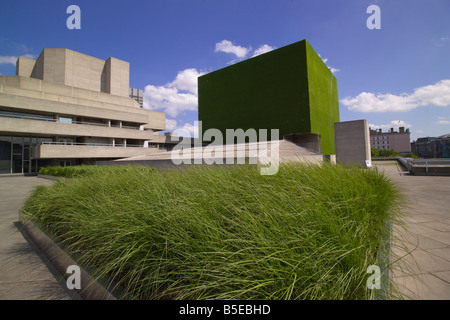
0;48;167;174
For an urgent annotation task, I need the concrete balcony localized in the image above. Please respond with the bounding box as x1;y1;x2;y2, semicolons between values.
0;77;165;130
33;143;162;159
0;116;158;140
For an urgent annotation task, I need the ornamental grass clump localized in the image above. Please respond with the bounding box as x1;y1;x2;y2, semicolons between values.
23;163;402;299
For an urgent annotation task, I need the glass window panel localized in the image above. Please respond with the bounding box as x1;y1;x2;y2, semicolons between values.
23;160;30;174
59;117;73;124
23;146;30;161
12;137;23;154
0;136;12;174
12;154;22;173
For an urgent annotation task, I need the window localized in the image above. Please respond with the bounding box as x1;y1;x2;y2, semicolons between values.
0;110;53;122
0;136;12;174
59;138;74;145
59;117;73;124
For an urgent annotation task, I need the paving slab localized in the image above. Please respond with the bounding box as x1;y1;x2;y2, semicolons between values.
376;162;450;299
0;176;74;300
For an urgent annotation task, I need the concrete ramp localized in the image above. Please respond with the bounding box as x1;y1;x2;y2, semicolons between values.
97;139;324;168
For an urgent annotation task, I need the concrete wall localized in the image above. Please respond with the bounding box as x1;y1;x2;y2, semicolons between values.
390;133;411;153
283;133;321;154
16;57;35;77
64;48;105;93
103;58;130;97
0;117;158;140
23;48;130;98
1;75;139;109
334;119;371;167
0;76;165;130
34;144;161;159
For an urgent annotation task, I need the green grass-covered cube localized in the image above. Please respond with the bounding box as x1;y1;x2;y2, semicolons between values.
198;39;339;155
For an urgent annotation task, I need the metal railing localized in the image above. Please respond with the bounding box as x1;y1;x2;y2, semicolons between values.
0;113;142;130
0;112;55;122
40;141;150;148
397;157;450;174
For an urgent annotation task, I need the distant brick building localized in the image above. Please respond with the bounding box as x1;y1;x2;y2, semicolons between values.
369;127;411;153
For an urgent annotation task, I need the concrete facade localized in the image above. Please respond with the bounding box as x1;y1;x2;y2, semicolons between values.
0;48;166;174
334;119;371;167
24;48;130;98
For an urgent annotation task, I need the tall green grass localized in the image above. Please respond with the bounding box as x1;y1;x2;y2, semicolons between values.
39;164;156;178
24;163;402;299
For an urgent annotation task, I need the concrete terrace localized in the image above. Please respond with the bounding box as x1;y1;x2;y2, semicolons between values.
98;139;324;168
0;176;74;299
376;161;450;299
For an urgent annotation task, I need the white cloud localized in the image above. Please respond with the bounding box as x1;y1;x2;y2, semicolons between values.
0;54;37;65
215;40;251;58
172;121;198;138
318;53;340;74
179;122;198;138
432;36;449;47
167;68;203;95
144;85;197;117
22;53;36;59
164;118;198;137
215;41;278;64
437;117;450;125
369;120;413;131
165;118;178;131
329;67;340;74
0;56;18;65
252;44;276;57
143;68;205;118
319;56;328;63
341;79;450;113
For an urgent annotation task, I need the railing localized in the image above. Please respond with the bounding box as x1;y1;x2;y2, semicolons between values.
40;141;152;148
0;113;142;130
397;157;450;175
0;112;55;122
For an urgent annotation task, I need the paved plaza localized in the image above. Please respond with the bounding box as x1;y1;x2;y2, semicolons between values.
0;176;73;300
376;162;450;299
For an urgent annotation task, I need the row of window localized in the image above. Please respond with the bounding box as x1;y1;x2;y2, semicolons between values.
373;145;390;150
0;135;53;174
0;109;141;129
371;141;390;145
371;136;390;140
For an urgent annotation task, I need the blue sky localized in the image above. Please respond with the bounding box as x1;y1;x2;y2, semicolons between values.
1;0;449;141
